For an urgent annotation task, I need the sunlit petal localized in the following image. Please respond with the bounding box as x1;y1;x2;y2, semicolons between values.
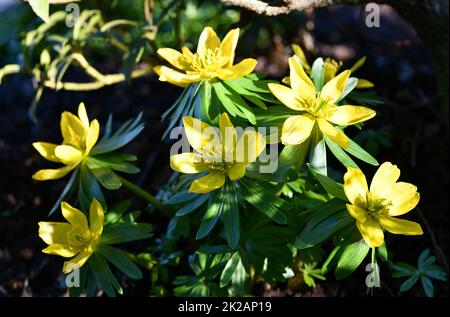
281;115;315;145
61;202;89;233
320;70;350;103
344;167;368;205
157;48;192;71
170;153;208;173
54;145;83;164
356;217;384;248
326;105;376;126
85;119;100;153
268;83;305;111
197;26;220;54
317;119;349;148
370;162;400;198
63;249;93;273
189;172;226;194
289;57;316;101
379;216;423;235
38;222;71;245
386;182;420;216
220;28;239;66
227;163;246;181
32;164;77;181
89;199;104;237
346;204;367;222
42;244;78;258
183;116;220;154
60;111;86;149
33;142;60;162
218;58;257;80
235;130;266;163
77;102;89;128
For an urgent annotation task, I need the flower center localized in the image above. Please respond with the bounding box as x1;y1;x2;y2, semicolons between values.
191;48;228;78
300;96;332;119
67;227;91;250
364;192;392;217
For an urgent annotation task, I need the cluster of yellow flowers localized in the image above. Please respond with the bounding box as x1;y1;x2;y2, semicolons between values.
33;26;423;276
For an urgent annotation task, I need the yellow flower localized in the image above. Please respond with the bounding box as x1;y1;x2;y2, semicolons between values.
32;103;99;181
343;162;423;248
285;45;374;89
38;199;104;273
170;113;266;194
154;27;257;87
268;57;376;148
323;58;343;83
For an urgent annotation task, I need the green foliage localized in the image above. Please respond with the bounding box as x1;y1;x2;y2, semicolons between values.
390;249;447;297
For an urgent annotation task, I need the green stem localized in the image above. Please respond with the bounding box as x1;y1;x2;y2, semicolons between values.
118;176;173;217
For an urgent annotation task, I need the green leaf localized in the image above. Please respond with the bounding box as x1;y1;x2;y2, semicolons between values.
418;249;430;267
310;58;325;91
104;200;131;225
295;200;351;249
166;190;198;205
88;253;122;297
400;274;419;292
390;262;417;278
29;0;49;23
421;276;434;297
376;242;388;262
335;239;370;280
344;139;379;166
196;190;223;239
87;156;140;174
90;167;122;190
222;181;239;249
307;164;347;201
175;193;209;216
321;245;343;274
337;77;358;102
309;127;327;175
97;245;143;280
238;178;287;225
279;140;310;169
324;136;358;168
101;223;153;245
49;166;78;216
220;251;241;287
212;81;256;124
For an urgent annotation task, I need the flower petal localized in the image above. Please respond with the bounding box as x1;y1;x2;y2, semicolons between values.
218;58;257;80
183;116;220;154
220;28;239;66
356;217;384;248
289;57;316;102
197;26;220;54
346;204;367;222
227;163;246;181
281;115;315;145
268;83;305;111
33;142;60;162
61;202;89;232
153;65;201;87
235;130;266;163
344;167;368;205
170;153;208;173
38;222;71;245
355;78;374;89
181;46;194;60
370;162;400;199
320;70;351;103
157;48;192;71
32;164;77;181
385;182;420;216
379;216;423;235
85;119;99;153
42;244;78;258
60;111;86;149
89;199;104;237
292;44;311;72
63;249;93;273
317;119;349;148
219;113;237;161
326;105;376;126
77;102;89;128
189;172;226;194
54;145;83;164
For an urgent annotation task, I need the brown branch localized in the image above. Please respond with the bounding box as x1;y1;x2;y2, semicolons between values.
218;0;362;16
